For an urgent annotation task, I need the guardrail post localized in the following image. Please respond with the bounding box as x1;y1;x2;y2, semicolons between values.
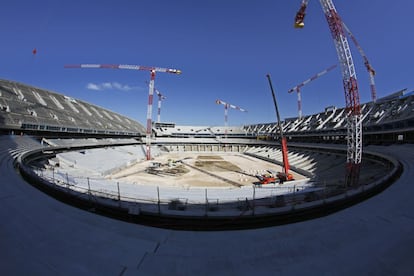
87;177;91;201
157;186;161;215
205;188;208;216
117;182;121;201
252;185;256;215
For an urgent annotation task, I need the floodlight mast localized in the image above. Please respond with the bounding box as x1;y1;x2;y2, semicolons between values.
64;63;181;160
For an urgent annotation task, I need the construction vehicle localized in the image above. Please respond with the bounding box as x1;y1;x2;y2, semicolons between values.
256;172;277;185
256;169;289;185
258;74;294;184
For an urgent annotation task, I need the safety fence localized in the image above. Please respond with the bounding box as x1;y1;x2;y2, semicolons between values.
22;164;368;217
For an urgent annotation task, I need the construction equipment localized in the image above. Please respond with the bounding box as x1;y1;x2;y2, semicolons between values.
342;22;377;102
294;0;362;187
155;88;166;123
264;74;294;183
256;169;284;185
294;0;308;28
215;99;247;136
256;173;277;185
146;81;167;123
64;64;181;160
288;64;337;118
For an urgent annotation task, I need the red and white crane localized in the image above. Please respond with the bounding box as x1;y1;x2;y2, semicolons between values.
64;64;181;160
295;0;363;187
342;22;377;102
215;99;247;129
288;64;337;118
266;74;293;182
146;81;167;123
155;88;166;123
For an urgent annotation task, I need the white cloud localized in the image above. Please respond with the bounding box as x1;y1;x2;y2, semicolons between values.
86;83;101;91
102;82;113;89
86;82;139;92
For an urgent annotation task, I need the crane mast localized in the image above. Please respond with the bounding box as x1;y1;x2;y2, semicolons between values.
288;64;337;118
215;99;247;136
342;22;377;102
65;64;181;161
147;70;156;159
156;89;166;123
295;0;362;187
146;81;167;123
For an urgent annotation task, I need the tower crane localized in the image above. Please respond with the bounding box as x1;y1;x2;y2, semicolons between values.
146;81;167;123
64;64;181;160
215;99;247;134
294;0;362;187
288;64;337;118
265;74;293;182
342;22;377;102
155;88;166;123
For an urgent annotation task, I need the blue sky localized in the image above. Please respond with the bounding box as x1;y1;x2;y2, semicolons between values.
1;0;413;126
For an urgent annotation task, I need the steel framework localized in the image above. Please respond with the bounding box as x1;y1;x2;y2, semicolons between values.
342;22;377;102
295;0;363;186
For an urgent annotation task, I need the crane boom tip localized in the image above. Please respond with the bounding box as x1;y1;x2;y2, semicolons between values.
169;69;182;74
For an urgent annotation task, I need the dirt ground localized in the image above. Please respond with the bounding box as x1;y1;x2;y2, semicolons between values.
108;153;306;189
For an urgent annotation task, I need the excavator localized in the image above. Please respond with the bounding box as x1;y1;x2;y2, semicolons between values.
257;75;294;184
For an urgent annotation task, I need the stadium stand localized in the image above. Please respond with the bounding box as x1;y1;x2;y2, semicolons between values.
243;144;390;186
0;79;146;137
244;89;414;144
2;79;412;145
153;123;251;138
